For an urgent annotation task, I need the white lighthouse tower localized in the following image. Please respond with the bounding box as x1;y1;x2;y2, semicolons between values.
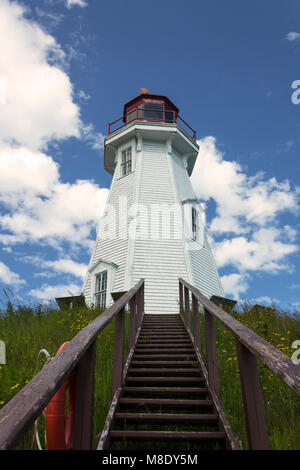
82;90;224;314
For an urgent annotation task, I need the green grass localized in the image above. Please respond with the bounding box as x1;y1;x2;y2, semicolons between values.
0;300;299;450
196;302;300;450
0;301;130;450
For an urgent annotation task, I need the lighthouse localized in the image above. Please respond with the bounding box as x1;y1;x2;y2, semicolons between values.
82;90;224;314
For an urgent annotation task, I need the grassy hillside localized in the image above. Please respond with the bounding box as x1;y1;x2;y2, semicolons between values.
0;300;299;449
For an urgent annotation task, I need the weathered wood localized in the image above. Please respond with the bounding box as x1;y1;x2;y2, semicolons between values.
129;296;137;349
110;430;226;441
0;279;144;450
184;286;190;329
204;308;220;397
184;323;241;450
72;340;97;450
192;293;201;352
236;340;269;450
179;281;184;314
96;387;121;450
179;278;300;395
112;307;125;395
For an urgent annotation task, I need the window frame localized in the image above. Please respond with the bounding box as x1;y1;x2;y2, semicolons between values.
94;270;107;309
120;146;132;177
191;206;197;241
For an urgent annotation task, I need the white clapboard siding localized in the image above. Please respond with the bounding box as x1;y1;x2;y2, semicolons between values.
171;151;224;299
83;171;135;304
132;142;189;314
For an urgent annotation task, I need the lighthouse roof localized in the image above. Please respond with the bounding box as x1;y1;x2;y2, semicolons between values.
123;93;179;120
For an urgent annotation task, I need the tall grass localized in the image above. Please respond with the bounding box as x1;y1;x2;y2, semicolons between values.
0;301;130;449
0;300;299;449
197;303;300;449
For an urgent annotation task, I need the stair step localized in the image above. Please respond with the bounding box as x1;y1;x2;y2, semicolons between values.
119;398;213;409
126;377;205;385
135;348;194;355
130;361;199;367
110;430;226;441
133;354;196;360
115;413;219;425
137;343;191;347
138;339;191;343
128;368;202;375
122;387;208;397
139;335;189;338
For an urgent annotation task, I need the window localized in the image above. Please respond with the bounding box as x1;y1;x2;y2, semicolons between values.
95;271;107;308
143;102;163;120
121;146;132;176
192;207;197;241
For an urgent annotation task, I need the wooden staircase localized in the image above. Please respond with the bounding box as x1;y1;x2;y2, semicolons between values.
98;314;236;450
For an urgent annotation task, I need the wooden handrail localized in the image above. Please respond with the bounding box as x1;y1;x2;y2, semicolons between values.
0;279;145;450
179;278;300;394
179;278;300;450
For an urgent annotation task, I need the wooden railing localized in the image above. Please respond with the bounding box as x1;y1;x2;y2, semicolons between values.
0;279;145;450
179;278;300;450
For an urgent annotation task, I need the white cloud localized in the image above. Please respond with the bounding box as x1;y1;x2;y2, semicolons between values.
191;137;299;235
0;146;109;248
0;261;25;287
190;137;299;295
29;282;81;300
0;2;108;249
66;0;87;8
285;32;300;41
77;89;91;103
0;0;81;151
81;123;105;150
252;296;280;305
23;255;87;279
214;227;297;274
42;259;87;278
220;273;249;299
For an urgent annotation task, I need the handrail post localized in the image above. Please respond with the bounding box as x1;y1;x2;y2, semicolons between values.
129;295;137;350
72;339;97;450
135;283;143;330
184;286;190;329
235;340;269;449
179;281;184;316
112;307;125;395
204;308;220;396
192;293;200;352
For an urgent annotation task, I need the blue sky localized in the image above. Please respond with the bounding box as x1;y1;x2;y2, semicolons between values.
0;0;299;310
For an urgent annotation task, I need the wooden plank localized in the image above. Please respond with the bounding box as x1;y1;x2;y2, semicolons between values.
184;320;242;450
0;279;144;450
236;340;269;450
112;307;125;395
72;340;97;450
119;398;213;408
110;430;226;441
96;388;121;450
115;413;219;424
179;278;300;394
204;308;220;397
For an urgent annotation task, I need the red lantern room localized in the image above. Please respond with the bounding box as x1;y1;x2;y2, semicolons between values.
123;89;179;125
107;89;196;141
